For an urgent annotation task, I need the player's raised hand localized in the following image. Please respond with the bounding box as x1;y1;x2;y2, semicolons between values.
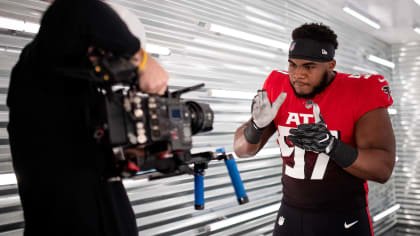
251;90;287;129
243;90;286;144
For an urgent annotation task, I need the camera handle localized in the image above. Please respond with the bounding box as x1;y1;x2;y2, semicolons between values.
194;165;205;210
170;83;205;98
192;148;249;210
131;149;249;210
219;150;249;205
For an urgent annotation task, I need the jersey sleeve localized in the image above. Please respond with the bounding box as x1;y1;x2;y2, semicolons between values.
262;70;287;103
354;74;393;121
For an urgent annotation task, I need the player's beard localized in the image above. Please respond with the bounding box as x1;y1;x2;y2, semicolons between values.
290;70;330;99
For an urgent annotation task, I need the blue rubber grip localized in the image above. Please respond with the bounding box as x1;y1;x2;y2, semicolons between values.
194;172;204;208
224;158;247;200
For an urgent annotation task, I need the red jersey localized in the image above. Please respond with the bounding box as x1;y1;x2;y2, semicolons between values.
262;71;393;211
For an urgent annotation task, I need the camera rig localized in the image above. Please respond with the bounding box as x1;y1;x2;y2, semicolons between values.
89;52;249;209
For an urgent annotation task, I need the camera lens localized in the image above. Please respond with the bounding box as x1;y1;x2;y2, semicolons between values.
186;101;214;135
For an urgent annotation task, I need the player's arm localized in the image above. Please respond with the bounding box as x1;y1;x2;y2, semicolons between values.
344;107;395;183
233;90;287;158
234;120;276;157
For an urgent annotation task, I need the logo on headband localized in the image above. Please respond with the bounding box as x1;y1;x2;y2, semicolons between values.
290;41;296;51
321;49;328;55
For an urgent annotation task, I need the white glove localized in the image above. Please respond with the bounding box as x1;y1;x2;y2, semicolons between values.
251;90;287;129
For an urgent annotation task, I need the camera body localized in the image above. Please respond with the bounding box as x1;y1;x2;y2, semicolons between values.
102;89;213;153
90;53;214;176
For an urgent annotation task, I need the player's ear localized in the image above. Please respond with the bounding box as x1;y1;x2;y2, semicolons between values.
328;60;336;72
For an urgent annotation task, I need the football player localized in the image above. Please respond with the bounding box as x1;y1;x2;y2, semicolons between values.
233;23;395;236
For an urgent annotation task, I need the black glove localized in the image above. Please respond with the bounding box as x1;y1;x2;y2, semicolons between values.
288;122;336;154
287;103;358;168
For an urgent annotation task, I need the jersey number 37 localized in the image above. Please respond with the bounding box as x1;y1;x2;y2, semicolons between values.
278;126;339;180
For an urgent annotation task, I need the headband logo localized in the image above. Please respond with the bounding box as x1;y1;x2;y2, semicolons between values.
290;41;296;51
321;49;328;55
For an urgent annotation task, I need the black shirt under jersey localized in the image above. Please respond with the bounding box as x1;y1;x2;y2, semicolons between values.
7;0;140;235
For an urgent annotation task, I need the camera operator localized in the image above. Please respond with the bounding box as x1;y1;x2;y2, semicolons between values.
6;0;168;235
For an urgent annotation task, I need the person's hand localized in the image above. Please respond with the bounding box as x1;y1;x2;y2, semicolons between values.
131;48;169;95
251;90;287;129
287;103;336;154
138;55;168;95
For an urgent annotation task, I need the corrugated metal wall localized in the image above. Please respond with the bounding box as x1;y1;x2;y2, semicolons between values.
392;41;420;236
0;0;399;235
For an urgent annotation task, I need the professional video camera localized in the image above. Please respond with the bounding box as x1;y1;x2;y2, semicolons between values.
89;52;248;209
